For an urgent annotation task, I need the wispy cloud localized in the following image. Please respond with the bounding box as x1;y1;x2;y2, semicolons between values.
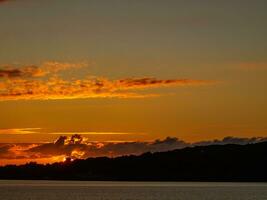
48;132;136;135
0;61;215;101
0;128;41;135
0;61;87;78
0;128;137;135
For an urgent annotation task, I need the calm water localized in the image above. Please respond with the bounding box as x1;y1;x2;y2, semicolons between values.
0;180;266;200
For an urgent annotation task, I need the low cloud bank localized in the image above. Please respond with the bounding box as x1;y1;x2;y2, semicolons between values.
0;135;266;163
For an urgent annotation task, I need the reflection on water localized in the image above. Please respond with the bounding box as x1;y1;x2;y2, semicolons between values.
0;180;266;200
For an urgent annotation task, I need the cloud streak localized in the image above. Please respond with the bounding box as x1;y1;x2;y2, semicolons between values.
0;61;215;100
0;128;41;135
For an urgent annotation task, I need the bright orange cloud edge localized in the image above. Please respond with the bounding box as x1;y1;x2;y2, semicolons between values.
0;61;216;101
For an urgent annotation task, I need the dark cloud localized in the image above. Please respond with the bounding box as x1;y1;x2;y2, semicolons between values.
0;62;87;79
193;136;267;146
0;69;23;78
1;135;266;162
0;144;11;155
23;136;189;159
83;137;189;157
0;66;46;78
116;78;211;89
0;143;36;159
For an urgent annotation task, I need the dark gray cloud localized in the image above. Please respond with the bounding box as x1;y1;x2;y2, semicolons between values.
0;144;11;155
0;66;45;78
1;135;266;162
83;137;189;157
193;136;267;146
0;69;23;78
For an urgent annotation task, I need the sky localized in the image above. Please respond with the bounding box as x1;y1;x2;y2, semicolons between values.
0;0;267;165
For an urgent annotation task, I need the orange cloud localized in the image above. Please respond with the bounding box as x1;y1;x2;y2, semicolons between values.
0;61;215;100
0;128;41;135
0;61;87;79
0;77;214;100
114;78;212;89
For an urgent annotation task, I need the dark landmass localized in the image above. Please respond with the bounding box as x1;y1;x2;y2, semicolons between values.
0;141;266;181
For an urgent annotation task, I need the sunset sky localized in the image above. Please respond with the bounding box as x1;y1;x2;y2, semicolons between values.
0;0;267;165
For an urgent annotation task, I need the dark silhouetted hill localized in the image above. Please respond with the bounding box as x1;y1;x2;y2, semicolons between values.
0;141;266;181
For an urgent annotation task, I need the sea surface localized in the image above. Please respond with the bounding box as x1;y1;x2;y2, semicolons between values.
0;180;266;200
